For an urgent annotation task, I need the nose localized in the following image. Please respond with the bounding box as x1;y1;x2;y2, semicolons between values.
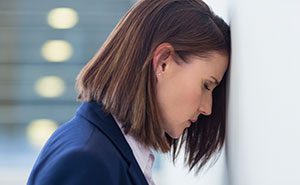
198;95;212;116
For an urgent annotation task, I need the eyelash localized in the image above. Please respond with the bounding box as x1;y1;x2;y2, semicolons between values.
204;83;211;91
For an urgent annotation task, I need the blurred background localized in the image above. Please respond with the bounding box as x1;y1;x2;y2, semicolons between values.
0;0;228;184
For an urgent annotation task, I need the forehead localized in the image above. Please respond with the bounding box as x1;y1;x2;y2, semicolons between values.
188;51;228;68
207;52;228;69
193;51;228;62
186;51;228;80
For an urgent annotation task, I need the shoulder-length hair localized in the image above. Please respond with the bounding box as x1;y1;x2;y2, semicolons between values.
76;0;230;172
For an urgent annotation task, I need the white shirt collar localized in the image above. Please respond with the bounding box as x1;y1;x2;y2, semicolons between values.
112;115;156;185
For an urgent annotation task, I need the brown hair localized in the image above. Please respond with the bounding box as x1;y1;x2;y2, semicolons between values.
76;0;230;172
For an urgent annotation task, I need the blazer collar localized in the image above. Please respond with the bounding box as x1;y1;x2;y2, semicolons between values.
76;101;149;185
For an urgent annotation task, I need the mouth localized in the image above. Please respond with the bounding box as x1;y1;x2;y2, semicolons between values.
187;120;195;127
189;119;197;123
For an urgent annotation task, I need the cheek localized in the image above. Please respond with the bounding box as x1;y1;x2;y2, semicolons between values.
180;87;202;114
158;80;201;119
176;78;202;104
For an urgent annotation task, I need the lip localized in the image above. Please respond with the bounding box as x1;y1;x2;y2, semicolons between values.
189;119;197;123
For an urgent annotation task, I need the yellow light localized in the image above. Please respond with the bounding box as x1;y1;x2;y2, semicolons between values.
27;119;58;148
35;76;65;98
41;40;73;62
47;8;78;29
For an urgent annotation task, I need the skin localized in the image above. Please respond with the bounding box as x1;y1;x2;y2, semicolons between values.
153;43;228;139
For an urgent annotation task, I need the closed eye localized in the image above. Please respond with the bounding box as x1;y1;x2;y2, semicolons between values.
204;83;211;91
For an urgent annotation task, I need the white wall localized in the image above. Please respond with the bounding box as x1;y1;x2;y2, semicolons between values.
227;0;300;184
205;0;229;22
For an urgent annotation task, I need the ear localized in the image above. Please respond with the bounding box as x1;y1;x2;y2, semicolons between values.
152;43;175;75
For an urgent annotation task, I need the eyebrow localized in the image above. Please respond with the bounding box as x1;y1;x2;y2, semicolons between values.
210;76;219;85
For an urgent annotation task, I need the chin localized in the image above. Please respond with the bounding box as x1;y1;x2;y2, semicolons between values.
167;130;183;139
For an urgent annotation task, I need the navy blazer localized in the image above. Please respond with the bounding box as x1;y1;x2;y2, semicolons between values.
27;101;149;185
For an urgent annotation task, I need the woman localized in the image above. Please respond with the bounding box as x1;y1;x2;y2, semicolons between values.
27;0;230;184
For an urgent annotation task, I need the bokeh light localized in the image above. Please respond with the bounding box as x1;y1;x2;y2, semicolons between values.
27;119;58;148
34;76;65;98
41;40;73;62
47;8;78;29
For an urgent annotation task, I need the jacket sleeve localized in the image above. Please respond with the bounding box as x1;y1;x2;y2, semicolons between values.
28;150;115;185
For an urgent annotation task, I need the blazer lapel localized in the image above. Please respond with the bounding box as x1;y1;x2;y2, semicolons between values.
76;101;149;185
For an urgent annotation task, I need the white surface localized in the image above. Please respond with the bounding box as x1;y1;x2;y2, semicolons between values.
205;0;229;22
227;0;300;184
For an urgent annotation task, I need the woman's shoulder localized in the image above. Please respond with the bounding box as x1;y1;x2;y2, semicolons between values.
42;114;124;161
28;137;128;185
27;114;130;184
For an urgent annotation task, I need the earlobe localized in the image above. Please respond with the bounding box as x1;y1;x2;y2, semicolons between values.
156;63;166;76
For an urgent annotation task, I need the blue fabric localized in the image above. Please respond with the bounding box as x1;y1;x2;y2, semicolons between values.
27;101;149;185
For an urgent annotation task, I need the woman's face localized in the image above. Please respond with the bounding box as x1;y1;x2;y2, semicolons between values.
155;51;228;139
